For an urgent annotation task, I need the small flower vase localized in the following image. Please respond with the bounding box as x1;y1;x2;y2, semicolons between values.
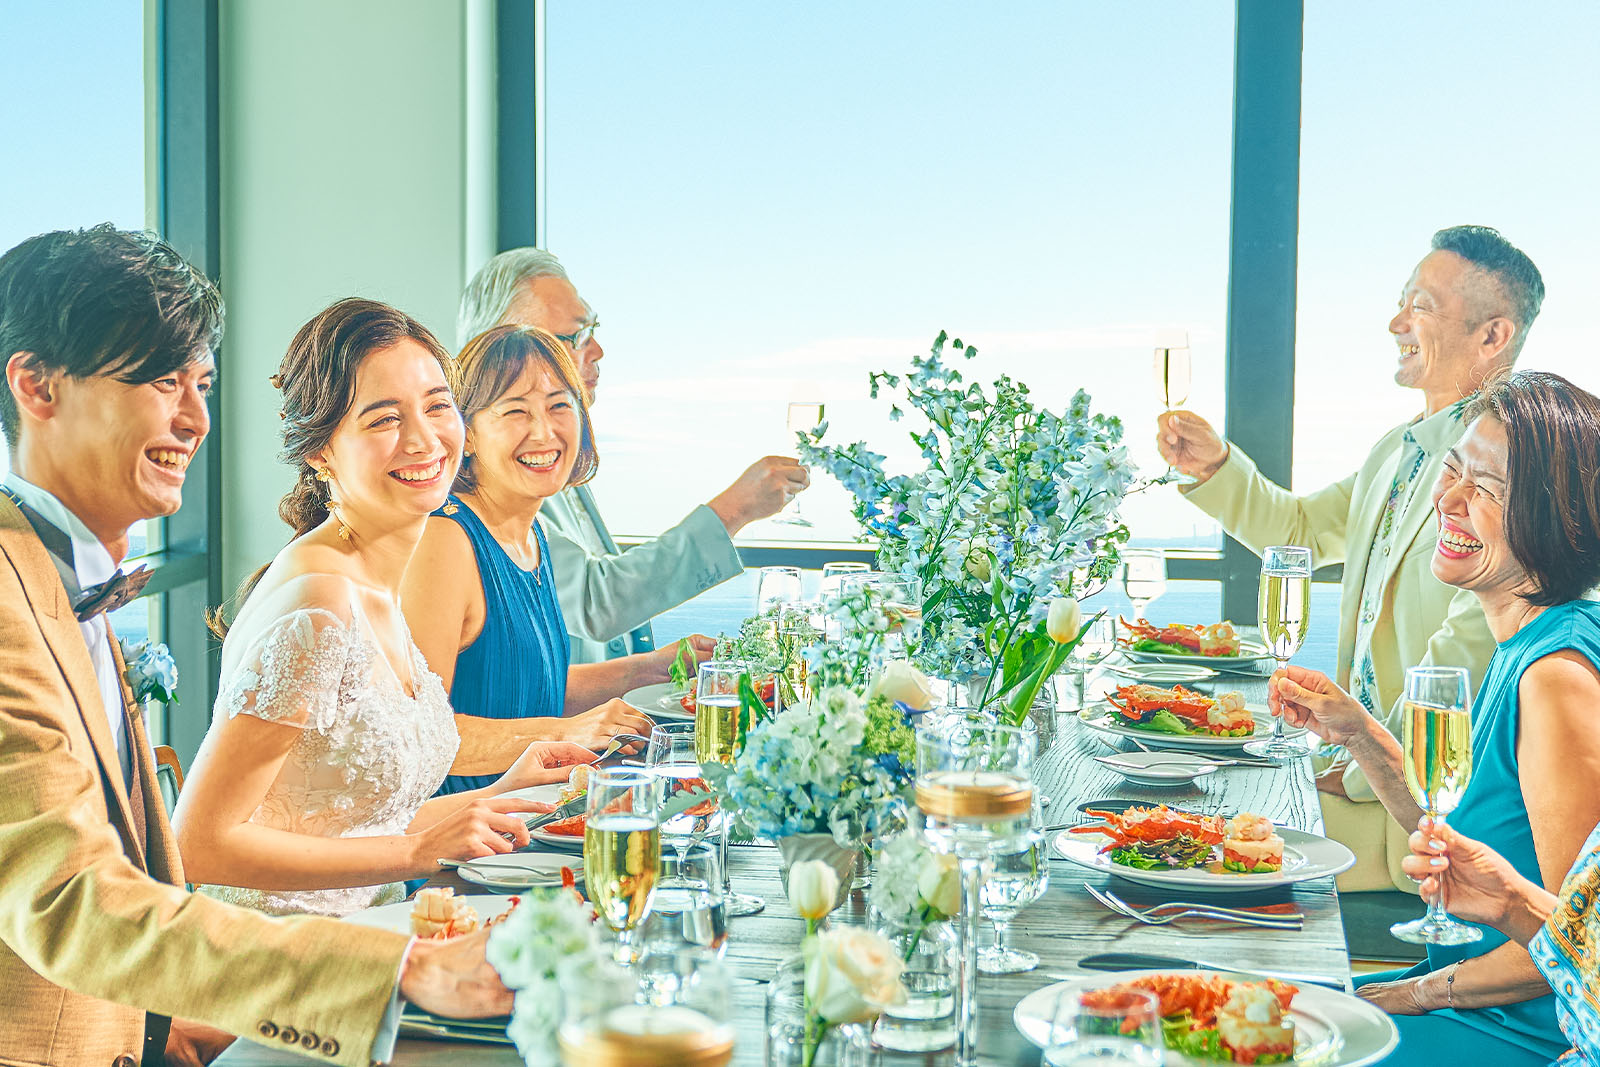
777;834;859;911
1025;682;1059;748
872;920;957;1052
765;957;876;1067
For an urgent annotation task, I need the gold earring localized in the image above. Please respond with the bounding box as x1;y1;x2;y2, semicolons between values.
315;467;330;483
326;499;352;542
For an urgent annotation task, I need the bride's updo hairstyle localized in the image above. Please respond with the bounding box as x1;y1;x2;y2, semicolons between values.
273;297;455;535
209;298;454;637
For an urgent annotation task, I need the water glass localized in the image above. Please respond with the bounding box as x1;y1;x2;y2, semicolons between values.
978;826;1049;974
1120;549;1166;621
819;561;871;602
1070;614;1117;711
1046;987;1163;1066
646;722;714;864
642;843;728;957
755;565;804;616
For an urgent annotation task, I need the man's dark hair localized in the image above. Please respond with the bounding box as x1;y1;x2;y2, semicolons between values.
1430;225;1545;356
1469;371;1600;606
0;224;224;449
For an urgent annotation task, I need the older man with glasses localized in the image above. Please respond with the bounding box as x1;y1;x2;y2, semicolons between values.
458;248;808;664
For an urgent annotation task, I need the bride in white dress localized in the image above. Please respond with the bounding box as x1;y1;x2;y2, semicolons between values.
174;299;591;917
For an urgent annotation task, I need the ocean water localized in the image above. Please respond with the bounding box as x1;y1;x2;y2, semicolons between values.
653;571;1342;678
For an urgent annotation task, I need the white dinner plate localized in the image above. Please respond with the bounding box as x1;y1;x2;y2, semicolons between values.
1077;703;1307;752
1052;825;1356;894
621;681;693;722
456;852;584;891
1120;637;1274;667
1102;661;1219;684
1092;750;1220;787
346;894;518;936
1013;970;1397;1066
501;782;585;849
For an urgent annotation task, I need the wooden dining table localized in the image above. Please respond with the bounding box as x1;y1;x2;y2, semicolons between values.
216;662;1351;1066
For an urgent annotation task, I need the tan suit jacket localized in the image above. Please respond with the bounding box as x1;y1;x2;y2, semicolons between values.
0;498;408;1067
1181;414;1497;891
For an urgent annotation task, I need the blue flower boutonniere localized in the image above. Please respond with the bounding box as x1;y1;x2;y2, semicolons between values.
119;638;179;705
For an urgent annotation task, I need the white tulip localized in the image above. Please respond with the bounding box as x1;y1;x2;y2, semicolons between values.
788;859;841;921
916;852;961;918
803;928;906;1024
867;660;938;711
1046;597;1083;644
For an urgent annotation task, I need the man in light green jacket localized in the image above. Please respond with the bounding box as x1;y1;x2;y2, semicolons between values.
1158;226;1545;892
458;249;808;664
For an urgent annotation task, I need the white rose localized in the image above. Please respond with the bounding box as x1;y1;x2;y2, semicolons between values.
804;928;906;1024
788;860;841;921
916;852;961;918
867;660;938;711
1046;596;1083;644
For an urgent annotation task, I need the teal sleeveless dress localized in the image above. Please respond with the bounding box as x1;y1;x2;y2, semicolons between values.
433;496;569;796
1355;599;1600;1066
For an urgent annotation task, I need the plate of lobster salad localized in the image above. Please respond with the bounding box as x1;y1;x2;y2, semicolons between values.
1079;684;1306;750
1013;970;1398;1066
1119;619;1273;665
1053;805;1355;893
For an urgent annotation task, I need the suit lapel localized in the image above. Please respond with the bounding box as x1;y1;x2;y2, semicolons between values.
0;499;147;865
105;631;152;869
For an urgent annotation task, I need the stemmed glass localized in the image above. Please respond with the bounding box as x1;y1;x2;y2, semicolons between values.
775;603;819;705
916;720;1036;1067
583;768;662;965
1391;666;1481;945
696;660;765;917
1120;549;1167;622
870;573;924;660
1046;987;1164;1066
819;561;871;602
755;566;804;616
1067;615;1117;711
773;401;824;526
1154;331;1194;486
977;818;1048;974
646;722;714;866
641;843;728;958
1245;545;1312;762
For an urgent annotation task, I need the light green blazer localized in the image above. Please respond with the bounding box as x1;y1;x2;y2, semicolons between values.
1181;410;1497;889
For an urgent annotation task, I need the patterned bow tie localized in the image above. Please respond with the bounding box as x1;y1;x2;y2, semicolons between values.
73;566;153;622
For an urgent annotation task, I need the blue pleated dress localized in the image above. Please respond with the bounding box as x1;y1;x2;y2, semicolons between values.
1355;599;1600;1066
433;495;570;796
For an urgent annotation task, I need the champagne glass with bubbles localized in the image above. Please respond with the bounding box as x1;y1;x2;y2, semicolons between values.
1245;545;1312;761
1391;666;1482;945
697;660;765;917
773;401;824;526
1154;330;1195;486
584;768;662;965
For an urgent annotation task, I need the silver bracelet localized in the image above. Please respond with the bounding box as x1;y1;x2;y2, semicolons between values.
1446;961;1462;1010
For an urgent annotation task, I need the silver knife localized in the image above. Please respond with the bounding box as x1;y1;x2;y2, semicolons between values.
523;796;585;833
1074;951;1347;990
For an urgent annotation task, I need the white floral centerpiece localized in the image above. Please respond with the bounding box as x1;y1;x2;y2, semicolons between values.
869;830;960;957
486;888;602;1065
798;331;1136;724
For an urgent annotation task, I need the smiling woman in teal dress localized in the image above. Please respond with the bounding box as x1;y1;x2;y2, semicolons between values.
1267;371;1600;1066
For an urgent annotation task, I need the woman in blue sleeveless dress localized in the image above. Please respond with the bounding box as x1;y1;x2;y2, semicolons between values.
1269;372;1600;1065
404;326;709;793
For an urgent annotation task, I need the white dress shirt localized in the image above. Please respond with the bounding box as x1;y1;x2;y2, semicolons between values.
3;474;133;782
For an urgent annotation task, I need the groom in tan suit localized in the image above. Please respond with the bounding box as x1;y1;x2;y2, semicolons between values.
1158;225;1545;892
0;225;510;1066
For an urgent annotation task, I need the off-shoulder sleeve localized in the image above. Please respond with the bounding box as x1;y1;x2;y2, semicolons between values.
216;608;354;731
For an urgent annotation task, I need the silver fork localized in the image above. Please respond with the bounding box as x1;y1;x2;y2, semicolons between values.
1084;883;1303;928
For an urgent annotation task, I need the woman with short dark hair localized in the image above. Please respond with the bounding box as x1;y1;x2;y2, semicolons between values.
1269;371;1600;1065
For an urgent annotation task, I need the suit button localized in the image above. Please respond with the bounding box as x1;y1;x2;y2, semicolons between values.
257;1021;279;1040
279;1026;299;1044
113;1057;137;1067
300;1031;320;1050
321;1038;341;1056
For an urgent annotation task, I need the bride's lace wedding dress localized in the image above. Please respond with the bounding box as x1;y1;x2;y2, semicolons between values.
192;588;459;917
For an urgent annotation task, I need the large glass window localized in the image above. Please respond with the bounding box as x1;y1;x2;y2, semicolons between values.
543;2;1234;557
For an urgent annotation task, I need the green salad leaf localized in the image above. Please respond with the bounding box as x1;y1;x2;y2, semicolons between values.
1108;834;1214;870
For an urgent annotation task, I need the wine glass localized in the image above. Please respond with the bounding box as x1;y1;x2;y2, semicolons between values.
1045;987;1164;1067
773;401;824;526
696;660;765;917
1119;549;1167;622
916;720;1036;1067
646;722;714;866
557;949;735;1066
867;573;924;660
1154;331;1194;486
1391;665;1481;945
776;603;819;704
755;566;804;617
1244;545;1312;762
977;823;1048;974
1068;614;1117;711
641;843;727;958
819;561;871;602
583;768;663;965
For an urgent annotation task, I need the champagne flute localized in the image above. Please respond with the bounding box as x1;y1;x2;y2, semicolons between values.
1391;666;1481;945
1046;987;1164;1066
646;722;713;866
1154;331;1194;486
1068;614;1117;711
775;603;818;704
773;401;823;526
584;768;663;965
1245;545;1313;762
697;660;766;917
1120;548;1167;622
